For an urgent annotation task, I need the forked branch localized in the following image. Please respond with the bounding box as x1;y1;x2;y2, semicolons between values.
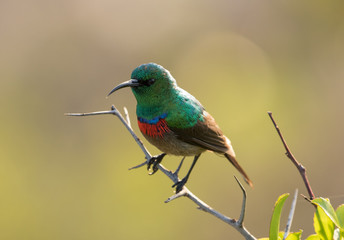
66;106;256;240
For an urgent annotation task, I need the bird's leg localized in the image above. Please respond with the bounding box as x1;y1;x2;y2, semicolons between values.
147;153;166;175
172;154;201;193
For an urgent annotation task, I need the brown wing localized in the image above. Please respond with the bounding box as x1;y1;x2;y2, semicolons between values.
170;111;231;154
170;111;253;187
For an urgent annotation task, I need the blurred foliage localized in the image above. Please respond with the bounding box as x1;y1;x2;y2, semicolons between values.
1;0;344;239
260;195;344;240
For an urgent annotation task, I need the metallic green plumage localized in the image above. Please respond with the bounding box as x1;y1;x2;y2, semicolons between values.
131;63;204;129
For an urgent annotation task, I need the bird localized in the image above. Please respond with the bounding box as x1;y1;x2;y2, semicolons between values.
108;63;252;193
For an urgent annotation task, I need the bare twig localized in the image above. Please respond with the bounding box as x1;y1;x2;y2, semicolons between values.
66;106;256;240
267;112;315;200
283;189;298;240
66;106;152;161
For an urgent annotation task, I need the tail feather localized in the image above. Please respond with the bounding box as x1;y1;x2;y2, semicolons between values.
224;153;253;187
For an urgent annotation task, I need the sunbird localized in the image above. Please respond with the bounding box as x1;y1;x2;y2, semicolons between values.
108;63;252;193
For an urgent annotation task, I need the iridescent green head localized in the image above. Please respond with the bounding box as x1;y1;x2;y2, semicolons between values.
108;63;177;105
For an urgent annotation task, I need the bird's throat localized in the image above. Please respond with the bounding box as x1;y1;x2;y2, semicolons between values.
137;114;171;138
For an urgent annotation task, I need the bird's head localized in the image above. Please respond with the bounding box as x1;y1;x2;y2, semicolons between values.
108;63;177;104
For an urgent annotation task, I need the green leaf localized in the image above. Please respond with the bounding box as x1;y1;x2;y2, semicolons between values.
336;204;344;230
305;234;321;240
285;230;302;240
269;193;290;240
312;198;341;228
314;206;335;240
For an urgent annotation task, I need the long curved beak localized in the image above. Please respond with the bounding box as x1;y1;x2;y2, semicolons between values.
107;79;141;97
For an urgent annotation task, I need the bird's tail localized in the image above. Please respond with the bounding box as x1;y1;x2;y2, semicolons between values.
224;153;253;187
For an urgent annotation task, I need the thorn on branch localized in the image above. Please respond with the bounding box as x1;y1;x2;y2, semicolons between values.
123;107;131;128
165;188;188;203
129;161;147;170
234;176;247;227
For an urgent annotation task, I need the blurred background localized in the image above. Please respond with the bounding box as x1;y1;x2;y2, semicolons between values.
1;0;344;239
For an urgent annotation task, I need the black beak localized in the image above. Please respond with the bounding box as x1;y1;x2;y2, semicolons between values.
107;79;141;97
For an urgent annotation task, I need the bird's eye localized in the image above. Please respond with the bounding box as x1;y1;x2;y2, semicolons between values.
145;79;155;86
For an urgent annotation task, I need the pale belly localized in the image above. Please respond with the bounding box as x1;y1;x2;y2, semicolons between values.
143;131;206;156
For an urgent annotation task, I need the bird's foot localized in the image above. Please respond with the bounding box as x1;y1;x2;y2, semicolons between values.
172;177;188;193
147;153;166;175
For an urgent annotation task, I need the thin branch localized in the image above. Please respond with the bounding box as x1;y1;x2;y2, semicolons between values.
267;112;315;200
66;106;256;240
66;106;152;161
283;189;298;240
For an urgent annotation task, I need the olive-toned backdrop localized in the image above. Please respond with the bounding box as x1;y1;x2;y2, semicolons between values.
1;1;343;239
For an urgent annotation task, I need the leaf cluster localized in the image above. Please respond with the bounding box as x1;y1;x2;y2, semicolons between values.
260;195;344;240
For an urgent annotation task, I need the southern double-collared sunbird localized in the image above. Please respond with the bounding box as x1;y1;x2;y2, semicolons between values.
108;63;252;193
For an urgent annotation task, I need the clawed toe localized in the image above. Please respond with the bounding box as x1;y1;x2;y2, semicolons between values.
147;153;166;175
172;177;187;193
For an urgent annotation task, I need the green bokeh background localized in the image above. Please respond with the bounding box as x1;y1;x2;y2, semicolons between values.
1;1;344;239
